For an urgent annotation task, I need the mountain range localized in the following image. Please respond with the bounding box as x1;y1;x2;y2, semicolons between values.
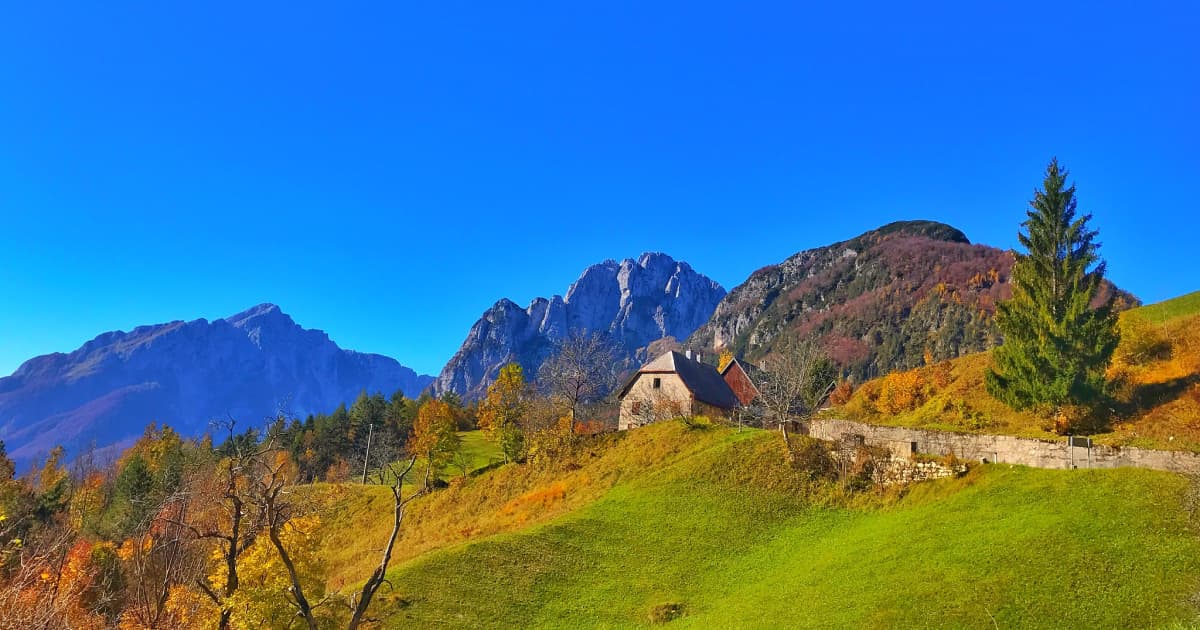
432;252;726;399
0;220;1135;465
0;304;433;465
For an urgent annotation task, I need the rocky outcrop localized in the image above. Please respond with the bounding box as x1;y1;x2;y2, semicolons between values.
433;253;726;399
0;304;433;465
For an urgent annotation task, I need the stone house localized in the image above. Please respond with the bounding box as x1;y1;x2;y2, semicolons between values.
617;350;756;430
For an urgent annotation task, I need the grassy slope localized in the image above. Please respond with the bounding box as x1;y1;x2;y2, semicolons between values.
1137;290;1200;324
839;291;1200;451
316;425;737;589
315;423;1200;629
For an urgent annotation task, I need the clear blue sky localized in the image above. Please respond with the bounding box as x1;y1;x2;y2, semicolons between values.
1;1;1196;377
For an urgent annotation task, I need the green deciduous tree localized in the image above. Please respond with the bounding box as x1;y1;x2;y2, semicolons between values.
986;158;1120;416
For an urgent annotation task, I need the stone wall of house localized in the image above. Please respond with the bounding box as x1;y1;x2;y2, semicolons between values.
805;417;1200;475
619;373;694;430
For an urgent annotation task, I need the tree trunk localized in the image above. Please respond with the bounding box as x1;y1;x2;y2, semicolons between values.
268;525;319;630
347;493;403;629
779;420;796;463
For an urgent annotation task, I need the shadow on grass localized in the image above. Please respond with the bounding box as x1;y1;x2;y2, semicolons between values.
1110;373;1200;418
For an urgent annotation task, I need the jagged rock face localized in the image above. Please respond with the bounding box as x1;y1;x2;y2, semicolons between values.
687;220;1133;381
0;304;434;466
434;253;726;399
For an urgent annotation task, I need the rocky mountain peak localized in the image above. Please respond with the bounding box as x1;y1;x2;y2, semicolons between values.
434;254;725;399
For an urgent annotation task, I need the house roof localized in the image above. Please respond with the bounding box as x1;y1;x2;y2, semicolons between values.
617;351;741;409
720;358;761;395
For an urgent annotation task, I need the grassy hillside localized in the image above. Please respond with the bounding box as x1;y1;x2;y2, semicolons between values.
315;423;1200;628
839;291;1200;451
1134;290;1200;324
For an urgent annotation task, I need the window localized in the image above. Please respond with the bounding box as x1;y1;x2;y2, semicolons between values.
632;401;642;414
652;377;662;389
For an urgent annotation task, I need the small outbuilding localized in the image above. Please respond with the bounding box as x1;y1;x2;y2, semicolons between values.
617;350;756;430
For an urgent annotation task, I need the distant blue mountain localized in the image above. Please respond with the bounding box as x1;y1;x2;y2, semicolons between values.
0;304;433;466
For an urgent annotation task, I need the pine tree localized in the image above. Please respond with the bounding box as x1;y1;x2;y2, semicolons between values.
986;158;1119;414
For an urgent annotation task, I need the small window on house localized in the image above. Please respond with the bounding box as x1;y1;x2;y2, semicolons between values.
632;401;642;414
910;441;918;454
652;377;662;389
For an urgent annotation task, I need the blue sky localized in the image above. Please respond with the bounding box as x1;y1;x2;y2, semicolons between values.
1;1;1196;377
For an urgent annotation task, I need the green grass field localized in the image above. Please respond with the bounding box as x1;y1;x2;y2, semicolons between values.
338;424;1200;629
1133;290;1200;324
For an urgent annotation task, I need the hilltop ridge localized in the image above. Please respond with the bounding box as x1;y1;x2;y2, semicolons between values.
689;220;1131;380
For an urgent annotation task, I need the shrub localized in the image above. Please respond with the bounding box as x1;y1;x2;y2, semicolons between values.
876;370;927;415
930;360;954;389
828;380;855;406
790;436;837;480
1049;405;1106;436
649;602;685;623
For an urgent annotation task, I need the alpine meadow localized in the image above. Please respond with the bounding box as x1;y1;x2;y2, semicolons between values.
2;3;1198;629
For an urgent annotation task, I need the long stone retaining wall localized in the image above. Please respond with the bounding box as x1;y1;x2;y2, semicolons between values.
805;418;1200;475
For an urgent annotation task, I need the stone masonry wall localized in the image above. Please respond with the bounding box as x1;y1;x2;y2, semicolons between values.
806;418;1200;475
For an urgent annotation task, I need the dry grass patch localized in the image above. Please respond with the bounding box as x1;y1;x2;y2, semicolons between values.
314;422;741;590
839;303;1200;451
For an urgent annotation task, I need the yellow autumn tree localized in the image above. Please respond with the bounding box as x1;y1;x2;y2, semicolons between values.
717;349;734;373
477;363;528;463
220;515;327;629
408;399;461;483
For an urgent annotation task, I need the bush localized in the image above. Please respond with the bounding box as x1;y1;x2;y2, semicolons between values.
876;370;927;415
790;436;837;481
649;602;685;623
1046;405;1107;436
828;380;855;406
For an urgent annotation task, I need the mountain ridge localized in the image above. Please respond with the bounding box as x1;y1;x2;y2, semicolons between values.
688;219;1133;379
0;304;433;465
432;252;726;399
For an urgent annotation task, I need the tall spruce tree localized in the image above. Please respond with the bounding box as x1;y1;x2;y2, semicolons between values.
985;158;1119;412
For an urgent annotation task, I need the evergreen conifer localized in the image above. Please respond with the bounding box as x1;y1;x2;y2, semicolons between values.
986;159;1120;413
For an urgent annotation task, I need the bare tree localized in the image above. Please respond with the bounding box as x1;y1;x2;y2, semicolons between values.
345;457;430;630
154;420;266;630
627;388;685;428
537;331;619;422
122;494;209;629
0;523;88;630
243;443;325;630
756;337;837;458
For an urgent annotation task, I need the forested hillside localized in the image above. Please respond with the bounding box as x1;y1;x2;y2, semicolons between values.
688;220;1132;381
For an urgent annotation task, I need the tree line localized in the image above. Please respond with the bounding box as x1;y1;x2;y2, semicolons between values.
0;331;620;628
